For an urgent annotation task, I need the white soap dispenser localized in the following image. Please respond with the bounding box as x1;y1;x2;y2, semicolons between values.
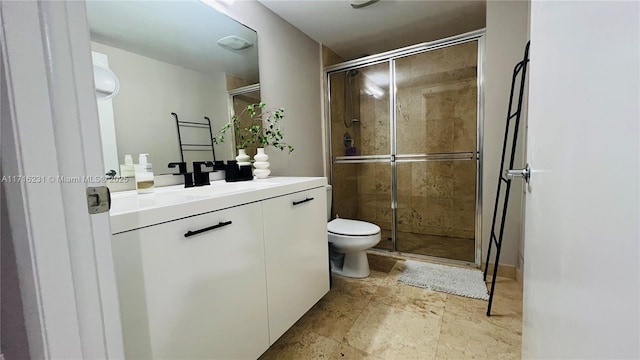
120;154;135;177
135;153;155;194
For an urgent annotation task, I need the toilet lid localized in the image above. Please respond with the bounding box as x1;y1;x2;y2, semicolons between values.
328;219;381;236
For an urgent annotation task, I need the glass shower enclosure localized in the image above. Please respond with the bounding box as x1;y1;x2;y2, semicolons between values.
326;30;484;264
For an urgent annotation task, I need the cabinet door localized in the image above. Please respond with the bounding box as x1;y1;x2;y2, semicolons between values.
112;202;269;359
262;187;330;343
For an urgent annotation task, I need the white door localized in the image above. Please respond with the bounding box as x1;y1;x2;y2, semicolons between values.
1;1;123;358
522;1;639;359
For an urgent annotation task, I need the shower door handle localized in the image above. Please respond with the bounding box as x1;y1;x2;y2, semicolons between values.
505;163;531;184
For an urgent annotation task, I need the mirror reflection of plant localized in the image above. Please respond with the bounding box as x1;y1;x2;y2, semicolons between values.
213;102;294;153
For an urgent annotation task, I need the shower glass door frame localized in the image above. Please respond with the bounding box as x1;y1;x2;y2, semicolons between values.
325;29;485;266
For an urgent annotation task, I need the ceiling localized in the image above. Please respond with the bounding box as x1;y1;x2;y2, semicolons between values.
258;0;486;61
86;0;259;82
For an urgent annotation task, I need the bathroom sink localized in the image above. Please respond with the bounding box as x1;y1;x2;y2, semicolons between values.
178;180;278;196
109;176;328;233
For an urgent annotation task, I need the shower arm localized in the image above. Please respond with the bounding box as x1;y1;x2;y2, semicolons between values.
344;72;353;128
344;70;359;128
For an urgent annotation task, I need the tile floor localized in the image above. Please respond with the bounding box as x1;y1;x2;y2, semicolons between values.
259;254;522;360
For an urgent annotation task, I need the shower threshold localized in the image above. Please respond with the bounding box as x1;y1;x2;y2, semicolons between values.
369;248;478;269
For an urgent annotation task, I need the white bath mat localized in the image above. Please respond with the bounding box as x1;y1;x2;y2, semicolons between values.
398;260;489;300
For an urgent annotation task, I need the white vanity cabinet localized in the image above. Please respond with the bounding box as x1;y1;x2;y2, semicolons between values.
109;178;329;359
111;202;270;359
262;187;329;343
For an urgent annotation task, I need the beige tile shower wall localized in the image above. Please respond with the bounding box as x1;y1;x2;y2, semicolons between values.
330;73;361;158
355;163;392;232
396;160;476;240
355;63;391;232
397;82;477;155
358;63;390;156
226;74;254;91
408;84;476;240
332;163;358;219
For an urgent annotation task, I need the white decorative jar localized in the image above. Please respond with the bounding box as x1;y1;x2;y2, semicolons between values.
253;148;270;179
236;149;251;167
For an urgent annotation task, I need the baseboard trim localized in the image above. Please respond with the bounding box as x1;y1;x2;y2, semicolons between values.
481;262;516;279
515;267;523;290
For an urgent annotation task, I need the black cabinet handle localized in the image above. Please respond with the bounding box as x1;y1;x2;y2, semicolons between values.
184;221;232;238
293;197;314;206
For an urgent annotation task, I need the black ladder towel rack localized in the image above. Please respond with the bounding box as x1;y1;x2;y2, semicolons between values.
483;41;530;316
172;112;216;163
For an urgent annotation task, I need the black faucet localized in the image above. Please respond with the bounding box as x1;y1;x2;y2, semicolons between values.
168;162;194;188
193;161;214;186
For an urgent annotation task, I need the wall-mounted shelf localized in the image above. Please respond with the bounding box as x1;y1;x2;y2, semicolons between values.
171;112;216;163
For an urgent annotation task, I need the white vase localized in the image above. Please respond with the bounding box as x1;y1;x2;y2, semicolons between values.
236;149;251;167
253;148;270;179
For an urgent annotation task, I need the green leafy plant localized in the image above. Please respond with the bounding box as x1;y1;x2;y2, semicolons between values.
213;102;294;153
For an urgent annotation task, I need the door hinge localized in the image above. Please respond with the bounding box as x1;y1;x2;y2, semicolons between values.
86;186;111;214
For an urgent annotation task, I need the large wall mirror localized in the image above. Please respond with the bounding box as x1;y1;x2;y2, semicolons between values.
86;0;259;176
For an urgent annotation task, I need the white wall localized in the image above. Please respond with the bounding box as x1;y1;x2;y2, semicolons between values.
483;0;530;268
91;42;232;174
215;1;324;177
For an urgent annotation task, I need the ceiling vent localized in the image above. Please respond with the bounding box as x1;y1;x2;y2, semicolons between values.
217;35;253;51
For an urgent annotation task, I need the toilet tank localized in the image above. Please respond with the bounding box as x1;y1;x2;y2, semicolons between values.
326;185;332;221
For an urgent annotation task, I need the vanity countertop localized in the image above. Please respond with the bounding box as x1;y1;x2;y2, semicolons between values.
109;176;327;234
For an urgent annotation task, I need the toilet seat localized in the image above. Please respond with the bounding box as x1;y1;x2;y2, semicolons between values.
328;219;380;236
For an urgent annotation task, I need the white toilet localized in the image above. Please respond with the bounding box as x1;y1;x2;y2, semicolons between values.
326;185;381;278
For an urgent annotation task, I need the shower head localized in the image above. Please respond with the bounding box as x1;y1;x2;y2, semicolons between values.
347;69;359;76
